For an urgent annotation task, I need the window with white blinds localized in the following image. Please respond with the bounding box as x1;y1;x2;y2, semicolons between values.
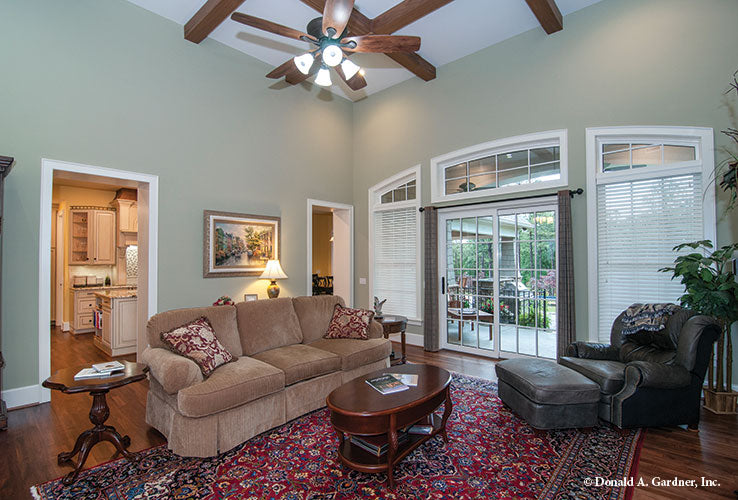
373;207;418;318
596;174;703;340
369;166;421;321
586;127;715;344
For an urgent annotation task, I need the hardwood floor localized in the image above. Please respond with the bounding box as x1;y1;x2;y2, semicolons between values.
0;333;735;499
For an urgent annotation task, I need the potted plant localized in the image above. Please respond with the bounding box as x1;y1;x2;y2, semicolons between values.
718;71;738;209
660;240;738;414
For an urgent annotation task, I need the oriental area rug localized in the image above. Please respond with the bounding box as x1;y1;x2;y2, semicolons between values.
32;374;644;500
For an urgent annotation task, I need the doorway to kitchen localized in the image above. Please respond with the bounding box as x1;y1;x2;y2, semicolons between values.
37;159;158;405
438;198;558;359
306;199;353;306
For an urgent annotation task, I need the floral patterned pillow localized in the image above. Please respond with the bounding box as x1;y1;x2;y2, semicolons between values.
324;304;374;340
160;317;234;377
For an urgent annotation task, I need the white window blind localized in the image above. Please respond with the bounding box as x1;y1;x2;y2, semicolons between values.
596;173;703;341
373;207;418;319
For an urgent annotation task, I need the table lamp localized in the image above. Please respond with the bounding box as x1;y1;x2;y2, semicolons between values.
260;259;288;298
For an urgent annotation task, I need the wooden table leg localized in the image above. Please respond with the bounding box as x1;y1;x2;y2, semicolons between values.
440;386;453;444
386;414;397;489
60;390;140;485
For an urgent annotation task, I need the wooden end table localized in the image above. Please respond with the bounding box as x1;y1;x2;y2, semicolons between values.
326;364;453;488
376;315;407;365
42;361;148;485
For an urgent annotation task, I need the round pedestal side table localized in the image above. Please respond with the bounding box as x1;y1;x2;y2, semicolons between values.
376;315;408;365
42;360;148;485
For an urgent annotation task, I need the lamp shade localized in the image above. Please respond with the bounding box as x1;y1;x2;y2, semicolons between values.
260;260;288;280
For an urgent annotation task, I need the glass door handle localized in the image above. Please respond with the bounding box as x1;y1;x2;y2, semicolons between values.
441;277;445;295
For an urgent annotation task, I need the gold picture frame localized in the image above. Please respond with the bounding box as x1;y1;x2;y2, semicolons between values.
203;210;280;278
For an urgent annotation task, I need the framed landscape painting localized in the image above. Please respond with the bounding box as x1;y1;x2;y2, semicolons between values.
203;210;280;278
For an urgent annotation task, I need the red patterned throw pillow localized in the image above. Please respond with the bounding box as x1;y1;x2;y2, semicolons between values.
324;304;374;340
160;317;234;377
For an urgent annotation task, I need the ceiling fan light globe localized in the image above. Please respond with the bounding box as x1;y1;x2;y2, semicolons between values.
293;53;314;75
315;67;332;87
322;45;343;67
341;59;360;80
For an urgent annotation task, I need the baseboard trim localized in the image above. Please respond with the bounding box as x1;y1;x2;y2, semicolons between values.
3;384;42;409
389;332;423;347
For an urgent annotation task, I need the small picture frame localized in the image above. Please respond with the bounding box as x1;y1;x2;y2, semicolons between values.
243;294;259;302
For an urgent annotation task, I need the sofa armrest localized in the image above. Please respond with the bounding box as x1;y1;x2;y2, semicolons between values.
367;320;384;340
141;347;203;395
566;341;619;360
624;361;691;390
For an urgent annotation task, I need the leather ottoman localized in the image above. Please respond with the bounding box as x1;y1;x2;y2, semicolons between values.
495;358;600;429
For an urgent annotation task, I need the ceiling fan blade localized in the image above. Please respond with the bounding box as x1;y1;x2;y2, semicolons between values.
341;35;421;53
336;65;367;91
322;0;355;38
266;59;296;79
231;12;316;43
285;54;321;85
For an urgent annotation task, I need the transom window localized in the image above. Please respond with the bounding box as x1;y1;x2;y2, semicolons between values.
431;130;568;203
444;146;560;195
380;180;416;204
600;142;697;172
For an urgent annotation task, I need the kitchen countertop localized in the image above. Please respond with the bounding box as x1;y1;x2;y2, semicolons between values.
71;285;137;291
94;290;137;299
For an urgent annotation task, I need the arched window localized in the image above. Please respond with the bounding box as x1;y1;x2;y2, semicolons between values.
369;166;421;321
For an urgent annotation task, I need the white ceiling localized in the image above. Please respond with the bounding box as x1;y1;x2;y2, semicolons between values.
127;0;602;101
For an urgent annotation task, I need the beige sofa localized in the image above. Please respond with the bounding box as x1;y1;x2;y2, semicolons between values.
142;295;391;457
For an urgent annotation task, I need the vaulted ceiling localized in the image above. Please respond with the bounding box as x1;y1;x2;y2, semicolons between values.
128;0;602;101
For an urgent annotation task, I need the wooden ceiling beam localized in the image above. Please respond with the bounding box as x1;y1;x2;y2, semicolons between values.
299;0;437;81
524;0;563;34
371;0;454;35
185;0;248;43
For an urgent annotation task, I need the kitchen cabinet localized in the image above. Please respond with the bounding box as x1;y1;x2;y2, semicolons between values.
69;209;116;265
94;291;137;357
71;289;96;334
117;200;138;233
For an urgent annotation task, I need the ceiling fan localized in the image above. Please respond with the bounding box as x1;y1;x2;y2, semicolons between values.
230;0;421;91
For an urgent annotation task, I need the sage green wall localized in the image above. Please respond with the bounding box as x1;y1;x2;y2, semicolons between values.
0;0;353;391
351;0;738;382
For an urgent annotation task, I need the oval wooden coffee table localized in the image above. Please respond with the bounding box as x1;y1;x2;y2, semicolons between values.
42;361;148;485
326;364;452;488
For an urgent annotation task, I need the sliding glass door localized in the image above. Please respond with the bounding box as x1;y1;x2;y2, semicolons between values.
438;202;558;359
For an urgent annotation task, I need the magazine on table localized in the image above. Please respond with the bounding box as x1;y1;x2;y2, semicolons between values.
350;433;408;457
74;368;115;380
92;361;125;374
386;373;418;386
365;374;409;395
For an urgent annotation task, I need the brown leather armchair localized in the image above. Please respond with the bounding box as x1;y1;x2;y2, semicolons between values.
560;306;720;429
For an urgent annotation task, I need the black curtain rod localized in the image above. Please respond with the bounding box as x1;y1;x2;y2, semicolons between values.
418;188;583;212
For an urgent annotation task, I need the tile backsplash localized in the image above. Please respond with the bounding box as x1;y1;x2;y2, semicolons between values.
126;245;138;281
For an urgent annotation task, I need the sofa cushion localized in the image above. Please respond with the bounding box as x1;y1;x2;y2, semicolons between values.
236;298;303;356
252;344;341;386
160;317;234;377
177;357;285;418
324;304;375;340
292;295;345;344
147;305;242;358
308;338;391;371
559;357;626;395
